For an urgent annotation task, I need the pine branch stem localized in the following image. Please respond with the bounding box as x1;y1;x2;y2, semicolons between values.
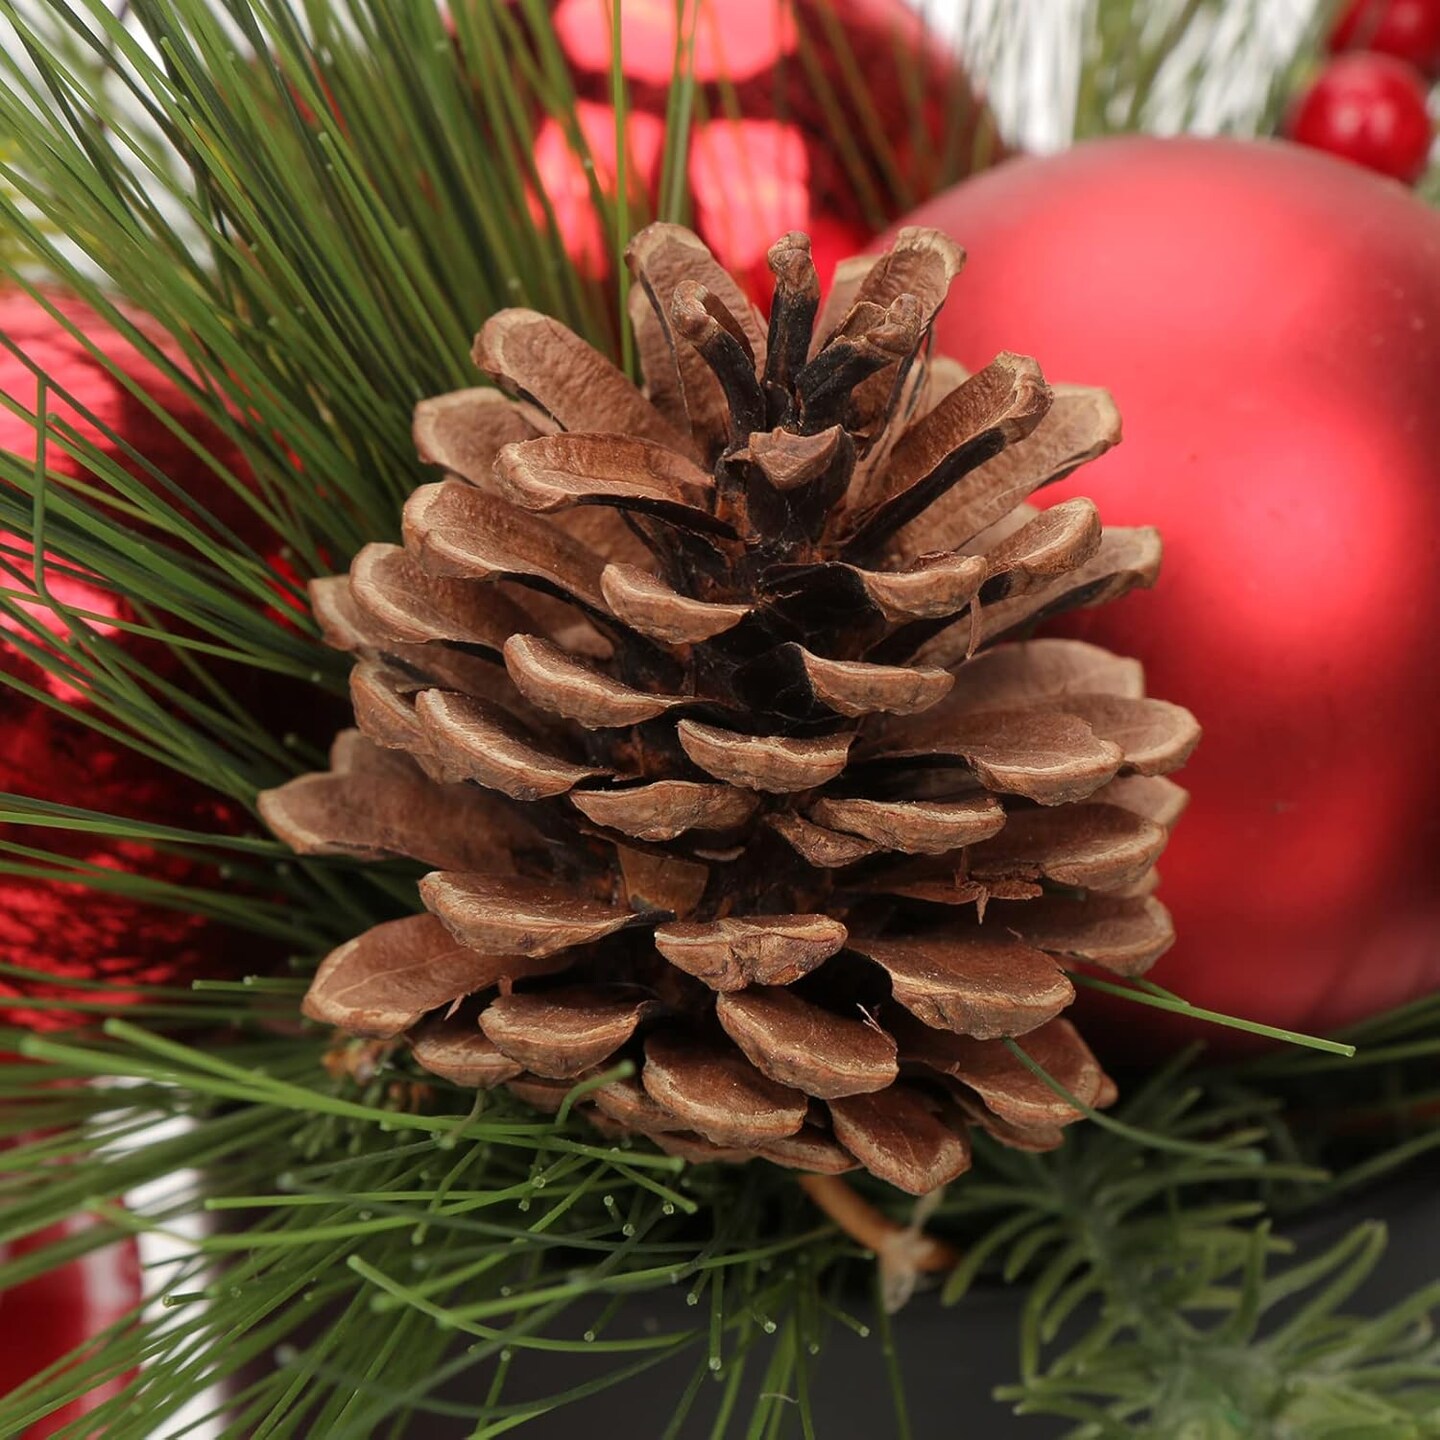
796;1175;957;1275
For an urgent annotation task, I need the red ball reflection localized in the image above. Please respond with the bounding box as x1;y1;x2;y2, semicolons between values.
534;0;994;299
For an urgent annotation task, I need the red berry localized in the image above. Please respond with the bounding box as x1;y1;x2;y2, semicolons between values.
1286;53;1434;184
1331;0;1440;78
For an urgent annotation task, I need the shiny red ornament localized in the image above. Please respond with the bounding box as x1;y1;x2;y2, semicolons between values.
1331;0;1440;76
912;138;1440;1050
536;0;994;297
0;1222;142;1438
0;290;265;1026
1286;53;1434;184
1;294;242;1412
0;290;264;539
528;99;666;280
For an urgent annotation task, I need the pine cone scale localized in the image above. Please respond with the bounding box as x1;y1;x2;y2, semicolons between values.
676;719;852;792
300;912;567;1039
410;1019;524;1088
599;562;752;642
417;872;652;958
653;914;846;991
843;352;1052;551
402;480;610;609
570;779;757;840
412;387;546;487
828;1088;974;1194
715;987;899;1098
888;385;1122;559
474;310;692;451
642;1034;809;1146
415;688;608;800
847;933;1075;1040
479;986;659;1079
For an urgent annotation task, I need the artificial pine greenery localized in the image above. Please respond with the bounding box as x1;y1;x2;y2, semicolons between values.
0;2;1437;1436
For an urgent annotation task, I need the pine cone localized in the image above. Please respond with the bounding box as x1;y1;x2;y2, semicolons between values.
260;224;1199;1195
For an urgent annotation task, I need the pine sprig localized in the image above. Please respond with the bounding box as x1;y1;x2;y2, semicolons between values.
1006;1218;1440;1436
1221;992;1440;1205
938;1064;1440;1436
0;1013;857;1439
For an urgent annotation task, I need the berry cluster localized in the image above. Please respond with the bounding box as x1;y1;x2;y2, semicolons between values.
1285;0;1437;184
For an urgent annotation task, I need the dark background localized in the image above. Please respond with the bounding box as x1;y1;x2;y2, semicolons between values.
415;1160;1440;1439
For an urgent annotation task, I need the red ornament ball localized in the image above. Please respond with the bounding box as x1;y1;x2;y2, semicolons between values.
1285;52;1433;185
0;1223;141;1439
0;291;265;1027
533;0;996;297
912;138;1440;1050
0;290;266;539
1331;0;1440;77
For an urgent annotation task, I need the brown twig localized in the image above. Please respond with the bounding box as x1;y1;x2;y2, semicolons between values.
798;1172;959;1295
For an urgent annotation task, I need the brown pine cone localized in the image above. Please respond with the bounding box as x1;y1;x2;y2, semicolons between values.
259;224;1198;1195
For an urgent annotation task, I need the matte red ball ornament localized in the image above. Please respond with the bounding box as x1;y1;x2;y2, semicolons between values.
911;138;1440;1050
1331;0;1440;76
1286;52;1434;184
538;0;995;297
